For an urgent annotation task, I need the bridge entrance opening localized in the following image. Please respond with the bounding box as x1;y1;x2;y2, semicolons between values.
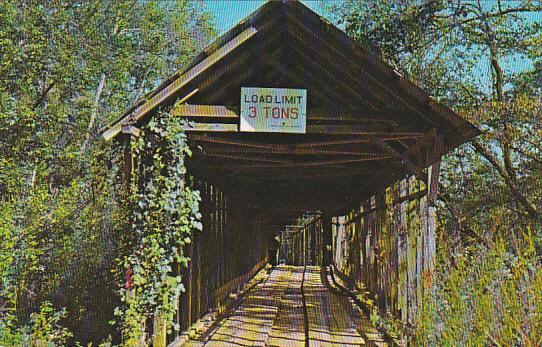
102;1;478;345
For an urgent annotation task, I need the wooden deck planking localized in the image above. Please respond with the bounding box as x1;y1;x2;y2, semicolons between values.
182;265;381;347
304;266;366;346
204;267;292;346
266;267;306;347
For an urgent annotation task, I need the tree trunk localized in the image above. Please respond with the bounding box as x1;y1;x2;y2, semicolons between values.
470;17;540;222
81;72;106;152
81;15;120;152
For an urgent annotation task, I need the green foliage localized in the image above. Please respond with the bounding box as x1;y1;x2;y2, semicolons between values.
369;306;405;340
440;96;541;241
115;112;201;345
0;301;72;347
416;230;542;346
328;1;542;344
0;0;215;344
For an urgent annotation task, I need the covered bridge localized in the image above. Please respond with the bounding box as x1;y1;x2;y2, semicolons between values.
102;1;479;345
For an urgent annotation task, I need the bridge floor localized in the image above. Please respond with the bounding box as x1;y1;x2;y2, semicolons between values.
182;265;386;347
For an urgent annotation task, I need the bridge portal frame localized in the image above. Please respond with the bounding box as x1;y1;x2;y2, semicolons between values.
102;1;479;345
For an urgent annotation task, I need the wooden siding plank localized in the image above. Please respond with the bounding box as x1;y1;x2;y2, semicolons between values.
407;176;419;324
398;178;408;322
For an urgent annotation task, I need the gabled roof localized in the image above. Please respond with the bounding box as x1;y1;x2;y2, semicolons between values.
101;0;480;213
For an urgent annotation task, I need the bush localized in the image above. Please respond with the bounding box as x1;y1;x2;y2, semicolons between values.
416;229;542;346
0;301;72;347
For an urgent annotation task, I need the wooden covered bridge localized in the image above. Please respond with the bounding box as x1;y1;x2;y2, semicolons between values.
102;1;479;346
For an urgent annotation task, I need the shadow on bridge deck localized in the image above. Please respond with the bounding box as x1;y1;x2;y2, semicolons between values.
181;265;386;347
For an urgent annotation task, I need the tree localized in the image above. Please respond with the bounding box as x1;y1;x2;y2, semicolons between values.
328;1;542;344
0;0;215;344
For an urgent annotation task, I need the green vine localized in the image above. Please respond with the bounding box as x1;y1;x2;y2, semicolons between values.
115;112;201;345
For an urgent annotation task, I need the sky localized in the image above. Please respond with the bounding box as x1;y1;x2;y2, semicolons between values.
204;0;338;35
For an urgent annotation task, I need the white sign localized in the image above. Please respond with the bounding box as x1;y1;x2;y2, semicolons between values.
240;87;307;133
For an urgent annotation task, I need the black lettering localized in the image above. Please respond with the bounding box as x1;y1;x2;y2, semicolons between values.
284;95;295;104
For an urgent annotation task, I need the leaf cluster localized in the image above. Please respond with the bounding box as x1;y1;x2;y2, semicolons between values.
115;111;201;345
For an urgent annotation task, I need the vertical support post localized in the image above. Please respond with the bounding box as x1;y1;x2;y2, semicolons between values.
407;175;419;324
186;242;193;326
279;231;283;264
398;178;408;322
175;262;181;337
322;213;333;266
153;315;167;347
123;138;133;191
425;162;440;280
303;226;306;266
195;230;201;323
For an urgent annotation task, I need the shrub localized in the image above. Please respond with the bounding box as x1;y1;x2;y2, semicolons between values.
416;229;542;346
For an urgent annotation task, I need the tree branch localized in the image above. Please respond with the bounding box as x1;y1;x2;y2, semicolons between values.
471;140;539;221
33;81;56;108
438;5;542;31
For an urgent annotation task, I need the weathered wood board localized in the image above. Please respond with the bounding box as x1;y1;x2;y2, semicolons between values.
331;166;440;327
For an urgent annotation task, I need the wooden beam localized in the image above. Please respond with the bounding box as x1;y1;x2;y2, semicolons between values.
196;24;286;104
285;10;396;109
193;156;391;169
178;89;198;103
285;33;386;111
101;26;257;140
369;136;427;182
198;17;288;105
141;24;254;109
306;125;422;136
262;46;364;109
231;173;356;181
183;123;238;132
197;146;380;157
197;153;288;164
198;151;391;166
175;104;411;126
172;104;238;119
189;134;274;149
308;116;400;126
295;134;423;148
121;124;140;137
403;128;443;168
288;3;479;141
188;162;378;173
183;120;423;136
189;135;385;156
